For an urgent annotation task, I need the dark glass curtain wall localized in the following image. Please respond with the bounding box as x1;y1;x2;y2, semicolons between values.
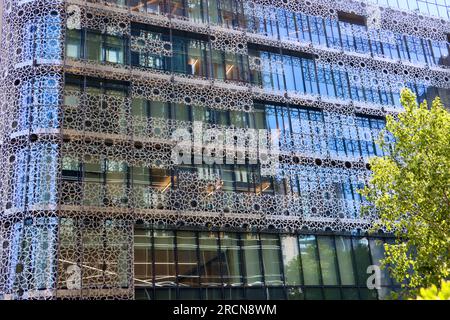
134;227;398;300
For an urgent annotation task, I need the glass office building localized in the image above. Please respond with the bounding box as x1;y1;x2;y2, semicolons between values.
0;0;449;300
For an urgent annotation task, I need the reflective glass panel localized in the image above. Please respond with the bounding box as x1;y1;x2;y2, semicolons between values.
153;230;176;286
242;233;263;286
317;236;339;285
260;234;283;286
298;235;321;285
220;232;242;286
177;231;199;287
281;235;302;285
199;232;222;286
335;236;356;285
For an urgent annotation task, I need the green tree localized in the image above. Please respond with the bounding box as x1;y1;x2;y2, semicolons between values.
360;89;450;298
414;280;450;300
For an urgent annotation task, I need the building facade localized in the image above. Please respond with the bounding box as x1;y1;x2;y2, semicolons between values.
0;0;449;300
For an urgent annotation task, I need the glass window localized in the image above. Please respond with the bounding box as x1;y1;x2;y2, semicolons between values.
199;232;222;286
246;287;266;299
211;50;226;80
135;288;152;300
173;103;190;121
63;82;81;107
220;232;242;286
130;229;400;298
353;25;370;54
84;161;103;184
294;12;309;42
105;160;126;185
133;27;167;71
241;233;263;286
317;236;339;285
283;56;297;92
132;166;150;186
335;236;356;285
267;287;285;300
359;288;378;300
225;53;247;82
150;168;171;190
172;36;209;77
249;106;266;129
230;110;247;128
155;288;177;299
188;39;209;77
219;165;234;192
207;0;220;25
264;105;278;130
281;235;302;285
333;69;350;99
192;105;206;122
381;30;400;60
213;109;229;126
104;35;125;64
146;0;164;14
369;29;383;57
287;287;304;300
25;15;62;61
302;58;318;95
80;222;104;286
432;40;450;66
219;0;242;29
104;160;127;205
298;235;321;285
325;17;341;49
170;0;186;17
289;57;306;94
340;22;355;52
131;98;149;136
317;64;336;98
309;16;327;46
341;288;359;300
234;166;252;193
177;231;199;287
404;35;424;63
369;238;392;286
304;288;323;300
202;288;223;300
86;31;102;61
132;166;151;207
66;29;82;59
260;234;283;286
171;39;188;74
153;230;176;286
186;0;205;22
324;288;341;300
352;237;373;286
396;35;409;61
134;229;152;287
85;83;102;96
129;0;146;13
277;9;290;41
263;52;284;91
62;156;80;181
179;288;201;299
131;98;149;118
149;101;169;119
14;217;58;290
223;288;245;300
